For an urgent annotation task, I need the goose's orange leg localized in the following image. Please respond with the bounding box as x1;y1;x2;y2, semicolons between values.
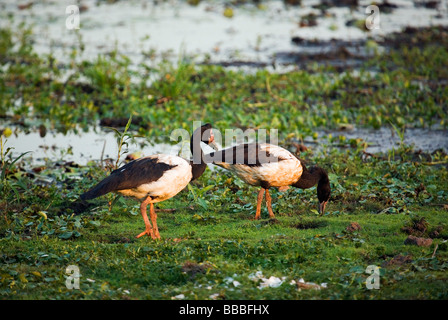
255;188;265;220
265;189;275;219
149;203;161;239
136;196;156;239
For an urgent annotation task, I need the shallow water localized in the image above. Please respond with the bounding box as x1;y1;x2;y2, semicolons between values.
5;127;177;165
5;125;447;166
1;0;447;70
5;125;221;166
321;127;448;154
2;1;447;165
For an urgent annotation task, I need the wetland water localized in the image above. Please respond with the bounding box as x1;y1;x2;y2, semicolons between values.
5;127;179;165
1;0;447;68
6;126;448;165
1;0;447;164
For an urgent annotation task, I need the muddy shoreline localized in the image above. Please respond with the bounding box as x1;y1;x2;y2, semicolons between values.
1;0;447;70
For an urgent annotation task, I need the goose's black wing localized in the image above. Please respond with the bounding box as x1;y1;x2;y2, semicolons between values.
206;143;287;167
80;156;177;200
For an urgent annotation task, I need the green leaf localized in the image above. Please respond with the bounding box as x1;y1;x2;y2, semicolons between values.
124;115;133;132
192;214;204;221
187;183;197;201
197;185;214;196
197;198;208;210
89;221;101;227
104;126;121;136
349;266;365;274
59;231;73;239
8;151;32;170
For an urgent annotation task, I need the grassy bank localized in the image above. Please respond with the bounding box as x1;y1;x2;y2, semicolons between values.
1;25;448;300
1;144;447;299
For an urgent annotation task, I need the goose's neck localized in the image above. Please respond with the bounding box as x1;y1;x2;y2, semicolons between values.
190;133;207;181
293;165;327;189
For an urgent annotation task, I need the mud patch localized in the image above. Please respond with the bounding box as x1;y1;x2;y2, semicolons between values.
345;222;362;233
99;116;144;128
204;60;269;68
404;235;433;247
181;261;214;279
401;217;429;237
324;127;448;154
381;26;448;50
281;38;369;71
293;219;327;230
401;216;446;241
429;225;445;239
382;254;413;267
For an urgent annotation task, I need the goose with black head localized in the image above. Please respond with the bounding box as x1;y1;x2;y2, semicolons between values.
206;142;330;219
80;123;218;239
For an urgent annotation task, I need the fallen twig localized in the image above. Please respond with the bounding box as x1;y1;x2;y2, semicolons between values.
422;161;448;166
432;244;439;258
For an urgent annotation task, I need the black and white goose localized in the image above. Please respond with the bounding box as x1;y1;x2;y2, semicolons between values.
206;142;331;219
80;123;217;240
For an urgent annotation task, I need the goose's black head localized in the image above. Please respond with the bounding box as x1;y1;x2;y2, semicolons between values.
293;165;331;215
196;123;216;147
190;123;218;165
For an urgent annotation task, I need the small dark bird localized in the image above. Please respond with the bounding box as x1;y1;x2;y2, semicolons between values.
206;143;330;219
80;124;218;240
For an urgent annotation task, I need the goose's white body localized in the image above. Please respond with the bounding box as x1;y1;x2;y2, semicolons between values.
118;154;193;202
80;123;216;240
215;143;303;188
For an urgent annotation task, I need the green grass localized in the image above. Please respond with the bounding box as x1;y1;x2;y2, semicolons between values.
1;24;448;300
1;144;447;299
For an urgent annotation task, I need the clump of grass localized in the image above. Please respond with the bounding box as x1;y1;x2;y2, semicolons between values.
0;136;31;216
105;115;134;170
401;216;446;239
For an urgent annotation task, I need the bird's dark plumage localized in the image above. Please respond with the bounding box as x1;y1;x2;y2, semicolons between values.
293;163;331;214
208;142;331;218
206;142;287;167
79;123;217;240
80;157;177;200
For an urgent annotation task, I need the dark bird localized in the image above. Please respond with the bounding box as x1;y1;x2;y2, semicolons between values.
80;123;218;240
206;142;330;219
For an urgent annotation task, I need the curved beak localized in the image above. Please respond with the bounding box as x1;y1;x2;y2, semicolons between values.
210;140;219;151
319;201;328;216
209;132;219;151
